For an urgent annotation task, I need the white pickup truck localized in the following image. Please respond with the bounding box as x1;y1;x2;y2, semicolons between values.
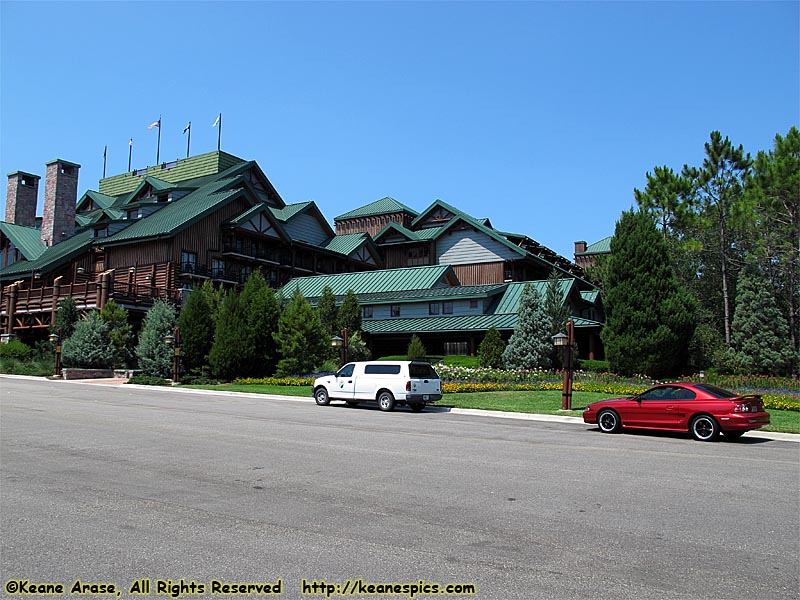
312;361;443;412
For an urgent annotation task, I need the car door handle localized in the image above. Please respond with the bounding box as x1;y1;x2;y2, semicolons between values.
666;406;675;410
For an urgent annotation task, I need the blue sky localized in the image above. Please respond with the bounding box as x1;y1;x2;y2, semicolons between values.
1;1;797;261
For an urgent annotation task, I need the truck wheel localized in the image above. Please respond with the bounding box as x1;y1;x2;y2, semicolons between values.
377;390;395;412
314;387;330;406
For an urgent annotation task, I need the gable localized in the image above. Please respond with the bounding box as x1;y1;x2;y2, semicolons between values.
436;224;520;265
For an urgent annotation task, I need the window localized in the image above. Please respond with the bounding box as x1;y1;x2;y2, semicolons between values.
391;304;401;317
429;303;440;315
337;364;355;378
469;300;479;309
181;251;197;273
363;306;374;319
364;364;402;375
212;258;225;278
442;301;453;315
409;363;439;378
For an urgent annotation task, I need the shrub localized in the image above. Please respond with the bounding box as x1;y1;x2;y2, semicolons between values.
478;327;505;368
127;374;172;386
577;359;610;372
0;339;32;361
61;312;115;369
135;300;177;378
407;335;427;360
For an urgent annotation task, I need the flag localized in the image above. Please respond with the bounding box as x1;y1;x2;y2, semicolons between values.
148;119;160;130
129;138;133;146
212;114;220;127
183;122;191;134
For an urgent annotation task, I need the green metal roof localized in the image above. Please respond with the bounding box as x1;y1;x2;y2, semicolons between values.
0;229;93;278
577;236;612;255
98;151;247;196
345;284;507;306
335;197;419;220
363;313;520;334
492;279;574;314
321;232;370;256
0;222;46;260
581;290;601;304
270;201;314;222
283;264;455;298
103;182;242;245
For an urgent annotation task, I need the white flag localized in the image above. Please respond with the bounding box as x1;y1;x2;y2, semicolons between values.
129;138;133;146
212;114;220;127
183;122;191;134
148;120;160;130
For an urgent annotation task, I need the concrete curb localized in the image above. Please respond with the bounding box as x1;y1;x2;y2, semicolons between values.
3;375;797;443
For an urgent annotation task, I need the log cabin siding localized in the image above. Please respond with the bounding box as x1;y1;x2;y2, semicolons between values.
451;262;505;285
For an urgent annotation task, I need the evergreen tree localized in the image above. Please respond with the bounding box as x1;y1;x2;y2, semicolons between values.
199;280;225;327
682;131;752;346
338;289;362;335
724;267;796;375
62;311;115;369
317;286;339;337
99;299;132;369
601;210;697;378
543;272;569;367
273;288;326;376
346;330;371;362
178;285;215;373
135;300;177;378
478;327;505;368
240;272;280;376
209;290;247;380
634;165;694;240
52;296;80;338
407;334;427;360
502;283;552;370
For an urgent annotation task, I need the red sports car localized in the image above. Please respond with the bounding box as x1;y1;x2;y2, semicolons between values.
583;382;770;441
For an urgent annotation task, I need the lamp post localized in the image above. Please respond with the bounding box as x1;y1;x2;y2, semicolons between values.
48;329;62;377
331;328;349;367
163;327;181;383
552;320;575;411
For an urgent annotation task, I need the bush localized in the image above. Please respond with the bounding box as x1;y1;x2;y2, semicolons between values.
577;359;610;372
61;312;115;369
127;374;172;386
478;327;505;368
0;339;33;361
407;335;427;360
136;300;177;378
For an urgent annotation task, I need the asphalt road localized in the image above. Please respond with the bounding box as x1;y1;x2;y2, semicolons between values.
1;376;798;600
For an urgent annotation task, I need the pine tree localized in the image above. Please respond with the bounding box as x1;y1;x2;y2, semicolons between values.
99;299;132;368
273;288;326;376
240;272;280;376
62;312;115;369
478;326;505;368
407;334;427;360
178;285;215;373
338;289;362;335
601;209;697;378
725;267;796;375
52;296;80;338
209;290;247;380
502;283;552;370
317;286;339;337
135;300;177;378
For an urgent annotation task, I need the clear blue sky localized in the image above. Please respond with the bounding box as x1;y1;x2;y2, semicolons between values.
1;1;797;261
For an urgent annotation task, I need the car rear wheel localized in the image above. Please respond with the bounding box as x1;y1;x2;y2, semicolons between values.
377;390;395;412
314;387;330;406
690;414;719;441
410;403;425;412
597;409;621;433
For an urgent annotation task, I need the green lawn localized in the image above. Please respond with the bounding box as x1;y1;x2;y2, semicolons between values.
184;384;799;434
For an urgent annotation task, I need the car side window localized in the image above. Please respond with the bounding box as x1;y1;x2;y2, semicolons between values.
639;388;669;401
337;364;355;378
671;388;697;400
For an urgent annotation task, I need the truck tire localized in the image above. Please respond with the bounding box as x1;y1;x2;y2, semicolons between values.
377;390;395;412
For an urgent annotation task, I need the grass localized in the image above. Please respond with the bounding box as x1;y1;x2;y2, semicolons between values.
184;383;799;434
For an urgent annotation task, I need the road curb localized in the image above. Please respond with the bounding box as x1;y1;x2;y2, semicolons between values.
4;375;797;442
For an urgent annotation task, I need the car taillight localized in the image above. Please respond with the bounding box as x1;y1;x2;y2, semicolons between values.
406;381;411;392
734;402;760;413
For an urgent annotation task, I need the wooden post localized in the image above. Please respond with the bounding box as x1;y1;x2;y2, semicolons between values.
6;284;17;335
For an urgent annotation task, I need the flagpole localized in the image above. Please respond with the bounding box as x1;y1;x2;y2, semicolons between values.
103;145;107;178
156;114;162;164
186;121;191;158
128;139;133;172
218;113;222;151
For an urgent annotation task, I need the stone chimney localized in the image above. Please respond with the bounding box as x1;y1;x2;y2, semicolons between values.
574;240;587;255
5;171;40;227
41;159;80;246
